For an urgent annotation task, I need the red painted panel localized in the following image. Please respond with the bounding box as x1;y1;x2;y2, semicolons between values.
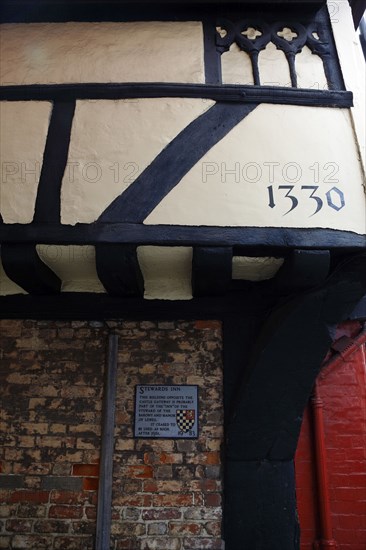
295;323;366;550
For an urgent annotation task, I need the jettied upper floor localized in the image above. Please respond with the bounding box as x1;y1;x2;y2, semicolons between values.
0;0;365;302
1;3;366;549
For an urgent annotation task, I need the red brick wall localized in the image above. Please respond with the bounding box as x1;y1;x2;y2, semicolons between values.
0;320;106;550
296;322;366;550
0;319;224;550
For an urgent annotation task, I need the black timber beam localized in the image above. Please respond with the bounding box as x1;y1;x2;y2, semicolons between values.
0;244;61;295
0;84;353;108
192;247;232;296
0;1;329;23
272;249;330;293
0;287;260;320
223;253;366;549
349;0;366;28
0;224;365;249
95;244;144;297
33;102;76;223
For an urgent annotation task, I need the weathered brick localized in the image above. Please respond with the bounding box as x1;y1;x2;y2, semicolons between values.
126;465;153;479
140;537;181;550
182;537;223;549
16;503;47;518
2;319;224;549
34;520;70;534
142;509;182;521
0;475;24;489
169;522;202;535
5;519;32;533
147;523;167;535
72;464;99;477
152;494;194;507
53;536;94;549
10;491;49;504
11;534;54;549
49;506;83;519
111;522;146;536
0;536;11;549
41;477;83;491
83;478;99;491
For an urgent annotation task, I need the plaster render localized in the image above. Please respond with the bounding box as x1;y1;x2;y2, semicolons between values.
0;101;52;223
232;256;284;281
222;42;327;89
259;42;292;86
61;98;214;224
0;260;27;295
36;245;106;292
221;44;254;85
0;22;205;85
146;104;366;234
137;246;193;300
296;45;328;90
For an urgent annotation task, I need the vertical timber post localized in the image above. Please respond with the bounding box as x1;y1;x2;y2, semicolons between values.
95;333;118;550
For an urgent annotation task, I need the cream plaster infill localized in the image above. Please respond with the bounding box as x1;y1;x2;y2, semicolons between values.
36;245;106;293
61;98;214;225
0;22;205;86
145;104;366;234
0;101;52;223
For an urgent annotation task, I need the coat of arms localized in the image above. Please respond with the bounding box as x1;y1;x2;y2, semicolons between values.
176;409;196;432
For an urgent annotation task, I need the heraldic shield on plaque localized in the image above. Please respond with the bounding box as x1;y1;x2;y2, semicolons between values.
134;385;198;439
176;409;196;433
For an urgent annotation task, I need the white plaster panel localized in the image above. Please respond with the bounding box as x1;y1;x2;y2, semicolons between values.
0;260;27;295
296;46;328;90
36;245;106;293
61;98;214;224
232;256;284;281
0;22;205;85
0;101;52;223
221;43;254;85
146;104;366;234
259;42;291;86
137;246;193;300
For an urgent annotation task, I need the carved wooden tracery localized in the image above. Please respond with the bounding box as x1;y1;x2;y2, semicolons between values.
214;14;344;89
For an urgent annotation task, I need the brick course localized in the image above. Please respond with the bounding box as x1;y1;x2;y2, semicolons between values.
0;319;224;549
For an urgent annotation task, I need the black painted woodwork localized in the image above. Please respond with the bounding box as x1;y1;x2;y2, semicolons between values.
225;460;299;549
0;244;61;295
226;254;366;462
0;2;329;24
350;295;366;320
0;84;353;108
213;5;345;90
203;19;222;84
0;287;257;319
95;244;144;297
273;249;330;292
223;253;366;549
98;102;258;223
1;224;365;249
95;333;118;550
192;247;232;296
33;102;76;223
349;0;366;28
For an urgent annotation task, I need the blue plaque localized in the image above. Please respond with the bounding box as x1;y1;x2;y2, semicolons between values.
134;385;199;439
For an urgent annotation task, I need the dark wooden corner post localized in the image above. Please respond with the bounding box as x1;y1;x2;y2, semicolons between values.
223;253;366;550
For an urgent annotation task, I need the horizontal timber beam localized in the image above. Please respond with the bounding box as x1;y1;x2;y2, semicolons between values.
0;84;353;108
0;224;365;250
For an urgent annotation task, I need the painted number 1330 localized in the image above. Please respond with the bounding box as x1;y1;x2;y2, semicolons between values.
267;185;345;216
